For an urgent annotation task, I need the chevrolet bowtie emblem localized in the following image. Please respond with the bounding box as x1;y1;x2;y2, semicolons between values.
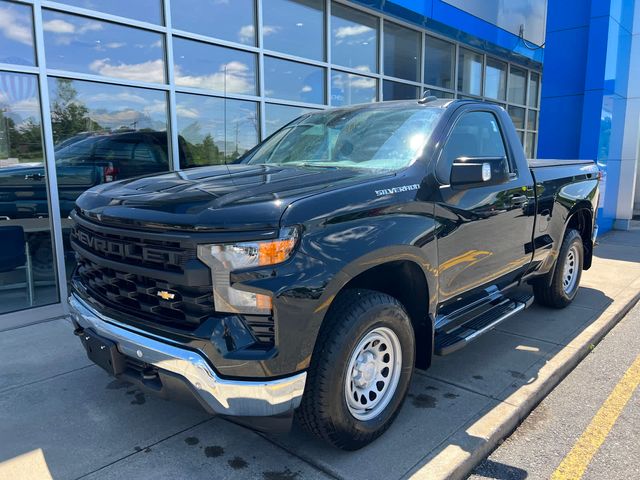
156;290;175;300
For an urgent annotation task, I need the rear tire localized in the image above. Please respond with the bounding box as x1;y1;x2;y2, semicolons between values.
533;229;583;308
296;289;415;450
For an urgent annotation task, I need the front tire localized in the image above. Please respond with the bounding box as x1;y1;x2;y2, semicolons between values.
296;289;415;450
533;228;583;308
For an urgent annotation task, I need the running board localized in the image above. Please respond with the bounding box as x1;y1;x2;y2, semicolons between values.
434;293;534;356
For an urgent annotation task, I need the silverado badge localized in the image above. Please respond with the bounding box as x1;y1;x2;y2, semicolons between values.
156;290;175;300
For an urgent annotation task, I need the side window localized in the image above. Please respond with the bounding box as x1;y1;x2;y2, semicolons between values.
439;111;509;181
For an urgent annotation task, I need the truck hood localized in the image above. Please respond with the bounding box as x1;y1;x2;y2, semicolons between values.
75;163;390;232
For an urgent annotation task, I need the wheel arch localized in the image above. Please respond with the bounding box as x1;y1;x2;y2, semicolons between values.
566;205;594;270
316;252;436;370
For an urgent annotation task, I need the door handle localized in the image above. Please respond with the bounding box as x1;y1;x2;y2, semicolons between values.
24;173;45;181
510;195;528;206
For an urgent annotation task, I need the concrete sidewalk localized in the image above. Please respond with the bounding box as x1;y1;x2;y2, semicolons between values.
1;222;639;480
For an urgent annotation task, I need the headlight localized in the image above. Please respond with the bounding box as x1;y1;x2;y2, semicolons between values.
197;227;299;315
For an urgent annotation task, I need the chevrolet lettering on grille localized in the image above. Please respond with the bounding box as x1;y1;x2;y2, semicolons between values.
73;228;180;265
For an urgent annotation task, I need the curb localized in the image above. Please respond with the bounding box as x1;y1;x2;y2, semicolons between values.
407;285;640;480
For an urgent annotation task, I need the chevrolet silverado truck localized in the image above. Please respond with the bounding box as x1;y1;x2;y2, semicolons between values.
68;99;599;450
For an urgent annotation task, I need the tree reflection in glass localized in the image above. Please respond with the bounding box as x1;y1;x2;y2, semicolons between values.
177;93;259;168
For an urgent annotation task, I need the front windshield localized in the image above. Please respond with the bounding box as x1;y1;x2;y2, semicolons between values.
246;105;443;171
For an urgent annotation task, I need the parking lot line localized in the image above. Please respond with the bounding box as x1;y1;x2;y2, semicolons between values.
551;352;640;480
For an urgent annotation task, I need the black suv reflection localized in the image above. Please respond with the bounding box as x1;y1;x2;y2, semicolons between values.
0;130;173;220
0;130;174;280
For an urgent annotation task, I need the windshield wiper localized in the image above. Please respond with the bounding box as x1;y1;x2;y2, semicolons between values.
288;162;340;169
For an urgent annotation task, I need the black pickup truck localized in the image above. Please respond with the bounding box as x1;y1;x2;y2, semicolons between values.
68;99;599;450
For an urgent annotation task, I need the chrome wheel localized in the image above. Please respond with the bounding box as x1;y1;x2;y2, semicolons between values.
562;245;579;293
345;327;402;421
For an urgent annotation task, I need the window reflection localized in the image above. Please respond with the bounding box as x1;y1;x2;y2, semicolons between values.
525;132;536;158
173;37;257;95
48;78;170;278
529;72;540;107
429;89;454;99
264;57;325;104
43;10;166;84
0;1;36;66
54;0;162;25
527;109;538;131
508;66;527;105
508;106;525;130
0;71;59;313
424;35;454;89
177;93;259;168
383;80;419;100
331;3;378;73
458;48;482;96
265;103;314;137
384;21;420;82
485;58;506;100
331;71;377;106
263;0;324;60
171;0;256;45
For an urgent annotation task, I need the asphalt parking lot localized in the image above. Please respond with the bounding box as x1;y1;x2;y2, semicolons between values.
1;222;639;480
471;300;640;480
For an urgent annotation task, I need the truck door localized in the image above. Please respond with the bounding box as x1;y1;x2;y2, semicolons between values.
434;108;535;313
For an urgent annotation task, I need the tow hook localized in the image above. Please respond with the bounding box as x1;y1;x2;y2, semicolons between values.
73;327;84;336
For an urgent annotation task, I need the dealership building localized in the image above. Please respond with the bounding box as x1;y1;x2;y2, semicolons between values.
0;0;639;324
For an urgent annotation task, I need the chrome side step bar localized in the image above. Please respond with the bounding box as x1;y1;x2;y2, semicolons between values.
434;293;534;356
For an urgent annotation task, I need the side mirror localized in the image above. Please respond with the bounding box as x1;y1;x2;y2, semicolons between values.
450;156;510;187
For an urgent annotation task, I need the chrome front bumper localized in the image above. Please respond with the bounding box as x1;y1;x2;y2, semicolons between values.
68;294;306;417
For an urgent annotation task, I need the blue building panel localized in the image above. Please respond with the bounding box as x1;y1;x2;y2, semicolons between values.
537;95;585;158
546;0;590;32
540;27;590;98
539;0;637;233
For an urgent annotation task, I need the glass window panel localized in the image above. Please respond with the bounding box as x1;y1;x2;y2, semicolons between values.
173;37;257;95
171;0;256;45
177;93;258;168
485;57;507;100
527;109;538;131
264;57;325;104
48;78;170;280
331;71;377;106
424;35;454;89
331;2;378;73
55;0;162;24
48;78;170;206
383;80;419;101
525;132;537;158
383;21;420;82
508;106;525;130
263;0;324;60
265;103;315;137
42;10;165;84
529;71;540;107
428;89;454;99
457;48;483;96
508;66;527;105
0;71;59;313
0;1;36;66
517;130;524;145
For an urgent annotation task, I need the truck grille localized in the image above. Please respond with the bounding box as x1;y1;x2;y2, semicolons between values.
75;256;214;329
71;223;191;273
70;215;275;346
